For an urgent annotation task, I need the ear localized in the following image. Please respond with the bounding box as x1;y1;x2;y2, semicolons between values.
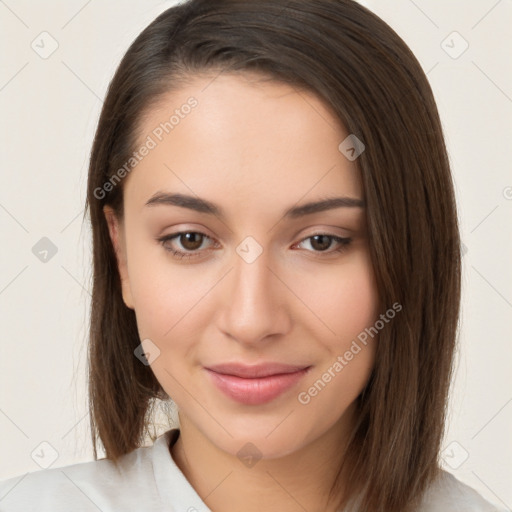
103;205;134;310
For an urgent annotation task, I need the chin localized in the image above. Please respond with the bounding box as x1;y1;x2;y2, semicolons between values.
206;417;313;461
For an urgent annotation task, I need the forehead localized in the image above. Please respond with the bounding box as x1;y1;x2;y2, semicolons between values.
123;72;363;215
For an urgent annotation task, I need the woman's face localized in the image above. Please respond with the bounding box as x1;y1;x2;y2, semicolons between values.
105;72;381;459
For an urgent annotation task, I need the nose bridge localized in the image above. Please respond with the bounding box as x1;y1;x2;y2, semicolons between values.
218;242;290;344
234;248;273;306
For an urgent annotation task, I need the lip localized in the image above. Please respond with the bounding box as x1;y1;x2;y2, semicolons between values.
204;363;312;405
205;362;311;378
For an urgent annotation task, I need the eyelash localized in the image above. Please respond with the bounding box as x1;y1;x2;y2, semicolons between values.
156;231;352;261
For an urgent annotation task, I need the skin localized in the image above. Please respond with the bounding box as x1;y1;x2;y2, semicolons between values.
104;72;381;512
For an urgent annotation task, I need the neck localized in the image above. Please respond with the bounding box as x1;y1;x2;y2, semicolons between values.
170;405;356;512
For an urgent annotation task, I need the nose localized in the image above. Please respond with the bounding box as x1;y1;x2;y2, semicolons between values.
217;248;292;346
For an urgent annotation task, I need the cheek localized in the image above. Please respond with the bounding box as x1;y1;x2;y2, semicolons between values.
129;264;209;394
294;250;380;344
125;233;212;340
294;251;379;390
334;264;380;340
131;276;211;353
296;264;380;422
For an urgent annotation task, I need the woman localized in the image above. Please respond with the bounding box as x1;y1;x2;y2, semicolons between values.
0;0;502;511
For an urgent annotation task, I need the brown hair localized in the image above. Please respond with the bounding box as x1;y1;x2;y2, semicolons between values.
83;1;461;511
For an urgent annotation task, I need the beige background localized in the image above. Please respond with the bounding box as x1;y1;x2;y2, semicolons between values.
0;0;511;509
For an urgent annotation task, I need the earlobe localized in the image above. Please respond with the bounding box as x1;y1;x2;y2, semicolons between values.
103;205;135;310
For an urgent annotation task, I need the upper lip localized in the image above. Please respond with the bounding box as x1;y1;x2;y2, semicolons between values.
205;362;311;378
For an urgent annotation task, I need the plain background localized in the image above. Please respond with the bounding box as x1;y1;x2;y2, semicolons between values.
0;0;511;509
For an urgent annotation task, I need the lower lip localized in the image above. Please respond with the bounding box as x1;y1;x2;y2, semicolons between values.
205;367;311;405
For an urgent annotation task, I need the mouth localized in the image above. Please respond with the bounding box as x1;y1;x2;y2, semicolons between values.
204;363;312;405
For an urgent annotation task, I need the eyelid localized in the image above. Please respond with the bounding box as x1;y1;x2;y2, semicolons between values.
292;233;352;254
156;230;217;260
160;231;217;250
157;228;352;260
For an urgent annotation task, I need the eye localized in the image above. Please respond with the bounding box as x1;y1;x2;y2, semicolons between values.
157;231;353;261
157;231;216;260
294;234;352;255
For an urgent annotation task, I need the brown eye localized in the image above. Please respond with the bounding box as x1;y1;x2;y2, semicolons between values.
296;234;352;255
178;232;205;251
309;234;333;251
157;231;215;260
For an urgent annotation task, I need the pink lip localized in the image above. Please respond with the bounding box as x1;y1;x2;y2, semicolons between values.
204;363;312;405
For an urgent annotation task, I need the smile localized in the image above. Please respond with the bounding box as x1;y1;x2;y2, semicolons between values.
204;366;312;405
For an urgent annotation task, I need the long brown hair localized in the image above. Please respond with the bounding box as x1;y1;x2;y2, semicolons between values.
83;1;462;511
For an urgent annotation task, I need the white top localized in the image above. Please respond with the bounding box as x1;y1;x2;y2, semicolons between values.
0;428;504;512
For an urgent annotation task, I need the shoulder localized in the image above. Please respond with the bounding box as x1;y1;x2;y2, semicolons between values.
416;469;506;512
0;433;170;512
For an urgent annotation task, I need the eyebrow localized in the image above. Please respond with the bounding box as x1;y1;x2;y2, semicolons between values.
144;192;365;219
